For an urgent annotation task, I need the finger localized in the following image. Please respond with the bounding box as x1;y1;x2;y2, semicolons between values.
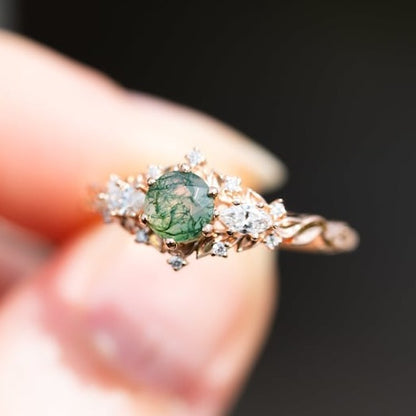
0;225;276;415
0;218;52;297
0;30;286;240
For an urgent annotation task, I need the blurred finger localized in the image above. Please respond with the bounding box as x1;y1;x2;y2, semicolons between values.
0;225;276;415
0;218;52;296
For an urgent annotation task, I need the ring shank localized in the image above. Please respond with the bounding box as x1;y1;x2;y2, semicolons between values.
278;213;359;254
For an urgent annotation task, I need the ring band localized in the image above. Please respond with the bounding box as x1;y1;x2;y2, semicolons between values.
93;149;358;271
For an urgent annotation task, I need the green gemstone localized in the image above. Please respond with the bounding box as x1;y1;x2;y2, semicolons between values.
144;171;214;242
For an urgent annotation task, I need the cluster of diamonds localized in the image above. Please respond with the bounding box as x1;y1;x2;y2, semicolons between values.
95;149;290;271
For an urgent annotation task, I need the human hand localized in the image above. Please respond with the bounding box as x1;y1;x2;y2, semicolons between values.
0;30;286;416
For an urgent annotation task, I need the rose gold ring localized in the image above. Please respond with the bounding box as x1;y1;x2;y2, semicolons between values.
93;149;359;271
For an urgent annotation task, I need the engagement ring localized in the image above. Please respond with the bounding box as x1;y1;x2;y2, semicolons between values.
93;149;358;271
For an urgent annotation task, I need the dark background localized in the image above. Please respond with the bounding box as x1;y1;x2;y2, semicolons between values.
6;1;416;414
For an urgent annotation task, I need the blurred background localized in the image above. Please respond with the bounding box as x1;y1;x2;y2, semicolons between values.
1;1;415;415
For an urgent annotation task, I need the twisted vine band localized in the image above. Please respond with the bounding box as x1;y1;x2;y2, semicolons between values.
93;149;359;271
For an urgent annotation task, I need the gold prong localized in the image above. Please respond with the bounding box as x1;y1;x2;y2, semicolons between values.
141;214;148;224
202;224;213;236
137;183;148;192
165;238;177;249
256;202;265;208
179;163;191;172
232;199;241;205
147;178;156;186
208;187;218;198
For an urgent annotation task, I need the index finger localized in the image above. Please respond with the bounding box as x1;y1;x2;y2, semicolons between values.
0;31;286;240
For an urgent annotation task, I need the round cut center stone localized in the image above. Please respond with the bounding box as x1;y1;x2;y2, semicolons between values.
144;171;214;242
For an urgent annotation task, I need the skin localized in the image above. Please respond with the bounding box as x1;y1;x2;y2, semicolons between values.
0;30;287;416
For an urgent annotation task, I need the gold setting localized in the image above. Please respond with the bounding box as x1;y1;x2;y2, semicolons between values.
93;149;359;271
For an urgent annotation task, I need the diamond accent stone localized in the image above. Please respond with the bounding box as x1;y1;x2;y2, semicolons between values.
168;255;186;271
135;229;149;243
147;165;162;180
223;176;242;192
212;242;228;257
269;200;286;219
186;149;205;167
265;234;282;249
219;203;272;235
107;176;145;216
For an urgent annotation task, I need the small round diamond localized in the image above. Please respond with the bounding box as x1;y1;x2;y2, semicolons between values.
212;242;228;257
269;200;286;219
186;149;205;167
223;176;242;192
135;229;149;243
168;255;186;271
265;234;282;249
147;165;162;180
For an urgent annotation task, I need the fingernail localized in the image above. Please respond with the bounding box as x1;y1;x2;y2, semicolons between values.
128;92;288;191
54;225;274;406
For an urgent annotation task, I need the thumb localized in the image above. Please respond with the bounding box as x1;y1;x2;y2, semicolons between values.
0;224;277;416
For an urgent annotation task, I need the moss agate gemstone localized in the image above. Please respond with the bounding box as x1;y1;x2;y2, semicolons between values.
144;171;214;242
